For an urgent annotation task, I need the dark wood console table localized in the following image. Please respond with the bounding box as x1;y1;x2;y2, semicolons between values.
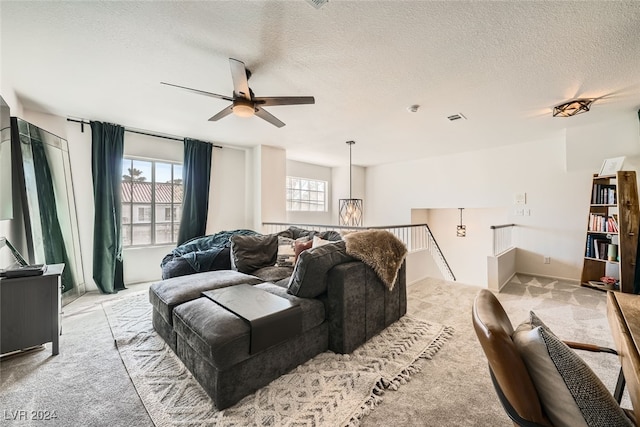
607;291;640;420
0;264;64;356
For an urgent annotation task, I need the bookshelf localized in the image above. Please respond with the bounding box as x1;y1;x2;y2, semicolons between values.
581;171;639;293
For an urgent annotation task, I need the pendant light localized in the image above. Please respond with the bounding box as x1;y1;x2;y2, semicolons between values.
457;208;466;237
338;141;363;227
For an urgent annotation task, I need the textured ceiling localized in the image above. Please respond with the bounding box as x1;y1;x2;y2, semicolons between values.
1;1;639;167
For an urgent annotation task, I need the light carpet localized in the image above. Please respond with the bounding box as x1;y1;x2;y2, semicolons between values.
103;293;453;427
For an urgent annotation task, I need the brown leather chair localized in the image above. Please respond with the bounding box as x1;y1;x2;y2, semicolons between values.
472;289;631;427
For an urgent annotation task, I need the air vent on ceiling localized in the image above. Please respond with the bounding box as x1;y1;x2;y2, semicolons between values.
305;0;329;9
447;113;467;122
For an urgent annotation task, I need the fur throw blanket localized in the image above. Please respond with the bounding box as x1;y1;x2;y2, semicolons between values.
342;230;407;290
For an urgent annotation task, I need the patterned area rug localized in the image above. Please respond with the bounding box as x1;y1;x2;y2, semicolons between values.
104;293;453;427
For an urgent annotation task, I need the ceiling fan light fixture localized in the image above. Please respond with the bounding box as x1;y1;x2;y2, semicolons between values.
232;102;255;118
552;98;594;117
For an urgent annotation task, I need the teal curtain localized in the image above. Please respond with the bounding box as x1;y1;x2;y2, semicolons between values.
177;138;212;245
29;132;74;291
91;121;125;294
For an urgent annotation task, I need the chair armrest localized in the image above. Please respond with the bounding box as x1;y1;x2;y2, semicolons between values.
563;340;618;355
563;340;625;404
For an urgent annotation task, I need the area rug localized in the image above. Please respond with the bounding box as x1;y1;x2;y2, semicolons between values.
104;293;453;427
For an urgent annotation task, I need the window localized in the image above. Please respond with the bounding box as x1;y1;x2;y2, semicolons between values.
286;176;327;212
121;158;183;246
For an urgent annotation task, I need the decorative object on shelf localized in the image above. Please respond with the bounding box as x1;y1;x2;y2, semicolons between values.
601;276;619;291
552;98;594;117
599;156;626;177
608;244;619;262
339;141;363;227
456;208;466;237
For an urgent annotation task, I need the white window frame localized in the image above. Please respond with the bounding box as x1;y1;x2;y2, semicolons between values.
122;157;182;247
286;176;327;212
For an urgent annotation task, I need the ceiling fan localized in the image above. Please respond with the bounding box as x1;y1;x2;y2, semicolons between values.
161;58;315;128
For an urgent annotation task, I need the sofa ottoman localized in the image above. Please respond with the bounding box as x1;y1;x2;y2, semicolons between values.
172;282;328;409
149;270;263;351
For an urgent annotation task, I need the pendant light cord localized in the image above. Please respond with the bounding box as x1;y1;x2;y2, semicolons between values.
347;140;355;199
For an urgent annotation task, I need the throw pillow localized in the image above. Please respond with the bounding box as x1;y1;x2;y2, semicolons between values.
276;236;296;267
512;314;632;427
294;238;313;263
230;234;278;274
288;241;353;298
312;235;331;248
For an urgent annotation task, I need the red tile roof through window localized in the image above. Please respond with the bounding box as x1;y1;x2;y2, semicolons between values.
121;181;183;203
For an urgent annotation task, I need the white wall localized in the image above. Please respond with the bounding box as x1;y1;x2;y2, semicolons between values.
206;146;251;233
366;114;640;285
286;159;332;225
254;145;286;230
418;207;508;287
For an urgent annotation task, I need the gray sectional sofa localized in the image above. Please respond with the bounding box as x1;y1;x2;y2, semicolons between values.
149;227;407;409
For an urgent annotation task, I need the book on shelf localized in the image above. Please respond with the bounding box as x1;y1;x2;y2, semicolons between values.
593;238;612;260
588;213;619;233
591;184;616;204
586;234;612;259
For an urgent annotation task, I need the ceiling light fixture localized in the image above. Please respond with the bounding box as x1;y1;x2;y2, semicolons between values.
457;208;466;237
339;141;363;227
447;113;467;121
232;100;255;118
552;99;594;117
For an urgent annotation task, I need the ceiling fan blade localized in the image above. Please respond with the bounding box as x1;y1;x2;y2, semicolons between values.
254;106;285;128
161;82;233;101
255;96;315;106
229;58;251;100
208;105;234;121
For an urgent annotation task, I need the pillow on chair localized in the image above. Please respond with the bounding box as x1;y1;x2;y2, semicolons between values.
512;313;632;427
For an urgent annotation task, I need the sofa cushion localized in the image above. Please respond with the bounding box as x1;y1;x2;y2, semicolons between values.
512;313;632;427
251;265;294;283
288;241;353;298
149;270;262;326
316;230;342;242
255;282;326;333
230;234;278;273
172;287;325;370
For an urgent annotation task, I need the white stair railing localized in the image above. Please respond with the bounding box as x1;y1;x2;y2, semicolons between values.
262;222;456;281
491;223;516;256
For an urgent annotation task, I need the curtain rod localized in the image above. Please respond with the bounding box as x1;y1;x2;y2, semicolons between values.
66;118;223;148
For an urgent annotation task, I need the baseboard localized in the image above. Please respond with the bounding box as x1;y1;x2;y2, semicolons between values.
497;272;517;292
512;271;580;285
